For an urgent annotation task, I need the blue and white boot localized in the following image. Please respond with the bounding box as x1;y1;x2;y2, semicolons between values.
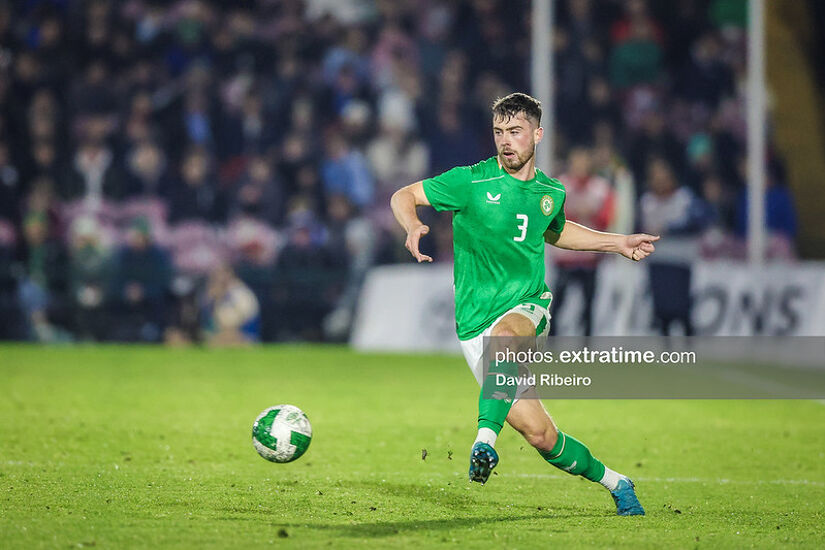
610;477;645;516
468;442;499;485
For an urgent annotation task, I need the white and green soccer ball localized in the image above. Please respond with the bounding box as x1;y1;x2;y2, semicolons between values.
252;405;312;463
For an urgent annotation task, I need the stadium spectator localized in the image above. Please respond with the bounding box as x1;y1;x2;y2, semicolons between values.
0;140;20;221
320;130;374;209
339;99;373;149
232;226;278;341
639;157;713;336
180;90;216;149
416;3;454;82
427;102;483;174
23;177;62;245
322;60;372;120
17;212;68;342
677;32;734;108
698;173;742;259
626;109;684;188
125;141;171;198
229;155;284;225
701;173;736;231
322;27;371;88
273;201;345;340
219;90;277;159
591;123;636;234
579;77;623;144
735;178;798;259
286;163;327;223
552;147;615;336
67;216;111;341
684;132;717;193
201;263;261;346
609;16;663;89
64;128;126;203
610;0;664;46
169;147;226;224
0;215;19;339
366;94;429;204
323;194;377;340
108;218;172;342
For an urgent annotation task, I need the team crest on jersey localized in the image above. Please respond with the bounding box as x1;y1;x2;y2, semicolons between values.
540;194;554;216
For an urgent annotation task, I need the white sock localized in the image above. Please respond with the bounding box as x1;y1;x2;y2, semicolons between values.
474;427;498;447
598;467;623;491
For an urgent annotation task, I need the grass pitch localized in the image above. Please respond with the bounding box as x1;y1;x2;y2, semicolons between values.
1;345;824;549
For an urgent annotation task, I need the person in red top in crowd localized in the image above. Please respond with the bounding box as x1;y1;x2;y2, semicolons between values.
551;146;615;336
609;0;664;46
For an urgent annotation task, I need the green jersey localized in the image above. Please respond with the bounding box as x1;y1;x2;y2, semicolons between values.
422;156;567;340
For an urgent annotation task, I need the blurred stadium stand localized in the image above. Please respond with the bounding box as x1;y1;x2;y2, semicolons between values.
0;0;822;343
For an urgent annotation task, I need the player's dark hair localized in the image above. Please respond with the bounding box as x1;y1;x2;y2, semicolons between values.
491;93;542;125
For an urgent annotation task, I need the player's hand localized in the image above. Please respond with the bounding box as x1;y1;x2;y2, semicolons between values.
405;223;433;263
620;233;660;262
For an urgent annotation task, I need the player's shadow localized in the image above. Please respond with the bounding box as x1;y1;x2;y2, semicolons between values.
266;479;609;538
272;511;608;539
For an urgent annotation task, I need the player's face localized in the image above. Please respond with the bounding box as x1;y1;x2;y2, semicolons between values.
493;113;542;172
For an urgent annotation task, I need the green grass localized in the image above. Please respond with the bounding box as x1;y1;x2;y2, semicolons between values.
1;345;824;549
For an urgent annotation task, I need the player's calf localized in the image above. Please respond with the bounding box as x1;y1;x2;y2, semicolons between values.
537;430;645;516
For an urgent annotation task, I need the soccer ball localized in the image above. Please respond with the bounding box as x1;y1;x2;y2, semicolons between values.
252;405;312;463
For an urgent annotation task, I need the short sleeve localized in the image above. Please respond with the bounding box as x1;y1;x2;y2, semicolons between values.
547;196;566;234
422;166;472;212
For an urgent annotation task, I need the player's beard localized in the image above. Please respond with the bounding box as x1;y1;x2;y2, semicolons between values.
499;142;535;172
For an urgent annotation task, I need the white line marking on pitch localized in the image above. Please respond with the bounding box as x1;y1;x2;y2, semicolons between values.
505;473;825;487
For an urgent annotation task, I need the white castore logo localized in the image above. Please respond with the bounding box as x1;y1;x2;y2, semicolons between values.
563;460;577;472
486;192;501;204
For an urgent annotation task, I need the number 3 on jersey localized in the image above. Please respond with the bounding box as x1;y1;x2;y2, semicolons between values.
514;214;528;242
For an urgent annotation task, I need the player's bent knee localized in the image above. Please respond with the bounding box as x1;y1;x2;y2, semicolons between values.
490;325;518;338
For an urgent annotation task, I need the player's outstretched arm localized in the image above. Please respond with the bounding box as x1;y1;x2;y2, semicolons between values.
546;221;660;262
390;182;433;263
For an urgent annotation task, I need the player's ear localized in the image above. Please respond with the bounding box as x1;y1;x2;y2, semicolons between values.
534;126;544;144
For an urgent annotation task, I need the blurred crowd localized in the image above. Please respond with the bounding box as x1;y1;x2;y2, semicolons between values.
0;0;797;343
